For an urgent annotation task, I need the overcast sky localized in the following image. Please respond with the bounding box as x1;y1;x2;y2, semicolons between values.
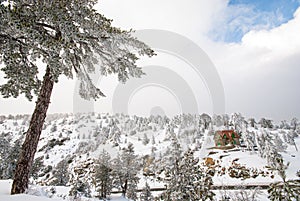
1;0;299;122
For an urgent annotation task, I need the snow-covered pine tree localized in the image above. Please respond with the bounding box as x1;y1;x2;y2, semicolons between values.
248;118;257;128
0;137;22;179
280;120;290;129
273;134;287;152
263;132;283;167
69;178;92;199
139;182;153;201
164;123;176;141
0;0;154;194
163;149;214;200
94;149;113;200
182;149;214;200
112;143;140;199
108;120;122;146
151;135;156;145
222;114;230;128
50;123;57;133
30;156;45;180
231;113;246;132
290;118;298;131
256;131;272;159
0;133;14;179
241;130;256;152
213;114;223;127
51;158;70;186
268;157;300;201
162;138;182;200
259;118;273;129
200;113;211;130
286;131;298;151
142;133;150;145
69;159;95;199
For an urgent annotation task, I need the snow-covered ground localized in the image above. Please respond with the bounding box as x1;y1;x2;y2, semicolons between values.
0;180;129;201
0;180;62;201
0;180;271;201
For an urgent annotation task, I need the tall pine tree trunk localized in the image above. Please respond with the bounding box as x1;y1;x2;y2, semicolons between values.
11;66;54;194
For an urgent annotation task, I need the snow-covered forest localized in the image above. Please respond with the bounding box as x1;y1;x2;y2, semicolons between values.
1;0;300;200
0;113;299;200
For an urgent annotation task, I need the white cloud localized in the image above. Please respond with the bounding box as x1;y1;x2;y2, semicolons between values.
0;0;299;121
97;0;226;41
206;7;300;121
241;7;300;57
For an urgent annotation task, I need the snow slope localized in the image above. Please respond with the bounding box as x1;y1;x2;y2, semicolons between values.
0;113;299;200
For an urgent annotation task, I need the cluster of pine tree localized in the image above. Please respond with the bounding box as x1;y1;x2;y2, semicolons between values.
157;138;214;201
69;143;141;200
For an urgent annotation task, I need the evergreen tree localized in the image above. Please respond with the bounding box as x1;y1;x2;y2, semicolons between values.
95;150;113;200
69;159;95;199
51;158;70;186
213;114;223;127
242;131;256;152
286;131;298;151
30;156;45;180
151;135;156;145
290;118;298;131
163;149;214;201
0;136;11;179
0;135;10;179
0;0;154;194
259;118;273;128
268;157;300;201
69;178;91;199
142;133;150;145
140;182;153;201
231;113;246;132
200;113;211;130
280;120;290;129
273;134;287;152
112;143;140;199
0;137;22;179
50;123;57;133
248;118;256;128
109;121;122;146
162;138;182;200
222;114;230;128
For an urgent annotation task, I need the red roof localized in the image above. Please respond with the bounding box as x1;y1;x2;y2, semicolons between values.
216;130;239;140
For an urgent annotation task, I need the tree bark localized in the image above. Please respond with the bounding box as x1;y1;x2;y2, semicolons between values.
11;66;54;194
122;179;128;197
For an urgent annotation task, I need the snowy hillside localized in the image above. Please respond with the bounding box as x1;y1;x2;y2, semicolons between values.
0;113;299;200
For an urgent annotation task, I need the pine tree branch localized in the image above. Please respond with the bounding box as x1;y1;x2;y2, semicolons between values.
0;33;49;56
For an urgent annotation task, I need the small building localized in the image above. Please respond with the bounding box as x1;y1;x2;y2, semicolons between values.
214;130;240;147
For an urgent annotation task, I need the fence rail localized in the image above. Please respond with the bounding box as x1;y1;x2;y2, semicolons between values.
110;183;275;194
